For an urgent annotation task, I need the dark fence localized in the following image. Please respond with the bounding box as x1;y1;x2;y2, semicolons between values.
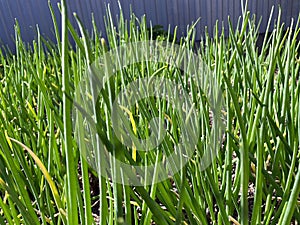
0;0;299;51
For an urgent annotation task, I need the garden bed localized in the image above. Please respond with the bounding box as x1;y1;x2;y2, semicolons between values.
0;1;299;225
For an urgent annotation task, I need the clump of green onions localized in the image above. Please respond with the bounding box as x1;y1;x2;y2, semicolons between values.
0;1;299;225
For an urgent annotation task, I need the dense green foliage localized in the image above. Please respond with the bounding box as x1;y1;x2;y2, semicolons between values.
0;1;299;224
